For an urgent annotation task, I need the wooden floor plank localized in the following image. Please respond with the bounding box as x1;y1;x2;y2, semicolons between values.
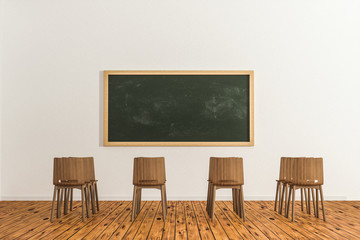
26;203;84;240
325;201;360;222
248;201;320;239
0;200;359;240
184;201;201;240
261;201;341;239
259;201;360;239
294;201;360;238
242;202;293;240
212;201;245;239
0;201;39;218
0;204;53;239
50;201;118;239
220;201;274;239
67;201;123;239
11;202;82;239
111;201;153;239
134;201;160;240
216;201;256;239
199;201;229;240
146;201;166;240
0;202;50;228
82;201;131;239
96;204;133;240
293;203;358;239
43;202;114;239
191;201;215;240
227;201;283;240
175;201;187;240
292;201;360;239
162;201;176;240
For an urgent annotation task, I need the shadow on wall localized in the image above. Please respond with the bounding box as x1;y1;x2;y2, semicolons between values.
99;71;104;147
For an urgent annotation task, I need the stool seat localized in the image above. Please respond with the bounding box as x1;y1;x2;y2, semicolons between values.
54;182;85;187
213;180;242;186
136;180;164;186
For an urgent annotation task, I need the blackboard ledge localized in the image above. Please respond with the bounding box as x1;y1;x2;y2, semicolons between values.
103;141;254;147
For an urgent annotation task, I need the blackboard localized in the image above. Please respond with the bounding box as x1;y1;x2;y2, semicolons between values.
103;71;254;146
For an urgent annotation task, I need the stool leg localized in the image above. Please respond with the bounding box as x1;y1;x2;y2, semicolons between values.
206;182;211;213
210;185;216;221
137;188;142;215
208;183;213;216
207;183;210;215
132;186;137;221
238;189;241;217
319;185;326;221
164;184;168;214
57;188;64;218
286;186;292;218
81;186;86;221
316;189;319;218
291;186;295;222
91;183;96;214
234;188;240;218
50;186;57;222
274;181;280;211
85;186;92;218
301;188;304;211
308;188;311;215
161;185;167;221
240;185;245;221
64;188;69;215
56;188;60;218
311;188;316;217
280;183;287;215
69;188;73;211
304;188;308;213
232;188;237;213
95;182;100;212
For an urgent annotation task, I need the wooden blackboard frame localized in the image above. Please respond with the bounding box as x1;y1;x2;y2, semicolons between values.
103;71;254;146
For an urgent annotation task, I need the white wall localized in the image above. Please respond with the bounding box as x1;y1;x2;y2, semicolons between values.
0;0;4;200
1;0;360;200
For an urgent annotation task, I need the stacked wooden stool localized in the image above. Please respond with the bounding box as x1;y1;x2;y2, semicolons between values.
206;157;246;221
50;157;99;222
274;157;326;221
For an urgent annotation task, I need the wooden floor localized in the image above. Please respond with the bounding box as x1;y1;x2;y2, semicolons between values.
0;201;360;239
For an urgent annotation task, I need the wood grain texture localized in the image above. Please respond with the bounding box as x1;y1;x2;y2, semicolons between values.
0;201;359;239
133;157;166;186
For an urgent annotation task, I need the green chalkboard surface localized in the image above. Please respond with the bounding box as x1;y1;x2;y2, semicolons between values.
104;71;254;146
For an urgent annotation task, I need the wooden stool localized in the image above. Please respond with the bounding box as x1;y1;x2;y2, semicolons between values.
276;157;295;215
276;157;308;216
132;157;167;221
206;157;245;221
287;157;326;221
67;157;100;215
50;157;92;222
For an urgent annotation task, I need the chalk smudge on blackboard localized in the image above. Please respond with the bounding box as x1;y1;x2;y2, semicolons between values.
168;123;176;136
203;87;247;120
124;93;129;110
132;110;154;125
153;100;172;111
